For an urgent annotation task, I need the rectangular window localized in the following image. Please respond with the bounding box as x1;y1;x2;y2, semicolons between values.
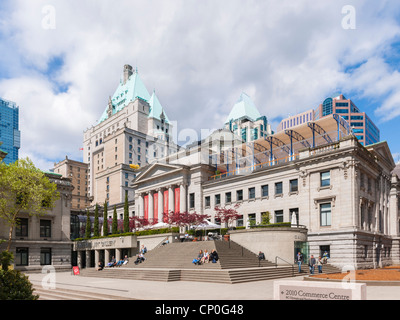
320;171;330;187
40;220;51;238
275;210;284;223
189;193;195;209
225;192;232;203
248;213;256;225
248;187;255;199
237;215;244;227
261;185;269;197
205;196;210;207
215;194;221;206
275;182;283;195
289;179;298;192
16;218;28;237
236;190;243;201
320;203;331;226
40;248;52;265
16;248;29;266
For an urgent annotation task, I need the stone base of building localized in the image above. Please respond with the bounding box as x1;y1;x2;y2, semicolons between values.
308;229;396;270
1;240;73;273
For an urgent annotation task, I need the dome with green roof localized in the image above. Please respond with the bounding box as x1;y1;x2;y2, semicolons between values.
149;90;170;123
98;66;151;124
224;92;262;124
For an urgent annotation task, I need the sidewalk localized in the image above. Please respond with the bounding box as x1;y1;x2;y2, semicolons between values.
25;271;400;300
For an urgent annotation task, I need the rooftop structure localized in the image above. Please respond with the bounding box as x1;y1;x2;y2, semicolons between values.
212;113;351;180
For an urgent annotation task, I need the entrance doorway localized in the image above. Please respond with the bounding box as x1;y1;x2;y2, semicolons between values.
319;245;330;259
294;241;309;264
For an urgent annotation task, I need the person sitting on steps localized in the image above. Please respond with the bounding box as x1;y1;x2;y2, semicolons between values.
210;249;219;263
107;256;116;267
134;252;146;265
192;250;203;265
201;250;210;264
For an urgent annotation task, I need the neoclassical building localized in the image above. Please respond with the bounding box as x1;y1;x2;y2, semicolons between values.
131;113;400;269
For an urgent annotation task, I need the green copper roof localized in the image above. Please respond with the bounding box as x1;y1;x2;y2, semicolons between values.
224;92;262;124
148;91;169;123
98;70;151;124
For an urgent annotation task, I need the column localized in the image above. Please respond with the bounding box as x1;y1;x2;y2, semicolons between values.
148;191;154;222
77;251;83;269
168;185;175;213
85;250;91;268
95;250;100;266
158;188;163;222
180;183;187;213
105;249;110;265
116;248;122;262
139;193;144;218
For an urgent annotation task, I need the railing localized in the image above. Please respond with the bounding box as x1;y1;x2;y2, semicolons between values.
309;142;339;156
275;256;295;277
154;237;169;249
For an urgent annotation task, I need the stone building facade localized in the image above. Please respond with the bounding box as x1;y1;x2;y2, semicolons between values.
0;173;73;272
131;115;400;269
83;65;179;208
52;156;90;210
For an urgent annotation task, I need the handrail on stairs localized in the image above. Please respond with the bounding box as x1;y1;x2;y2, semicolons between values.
154;236;169;249
275;256;295;277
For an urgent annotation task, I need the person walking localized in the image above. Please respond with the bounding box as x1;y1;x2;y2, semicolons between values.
317;256;323;273
308;255;316;274
296;251;303;273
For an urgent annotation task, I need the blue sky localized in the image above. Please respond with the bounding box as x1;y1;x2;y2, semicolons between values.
1;1;400;169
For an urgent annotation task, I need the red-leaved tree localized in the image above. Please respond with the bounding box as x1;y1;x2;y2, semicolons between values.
129;216;152;231
214;203;241;229
162;211;210;230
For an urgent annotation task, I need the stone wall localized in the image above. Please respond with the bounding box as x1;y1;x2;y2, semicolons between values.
229;227;308;264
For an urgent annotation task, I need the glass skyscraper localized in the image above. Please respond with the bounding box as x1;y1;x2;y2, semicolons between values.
0;98;20;164
276;94;380;146
315;95;380;146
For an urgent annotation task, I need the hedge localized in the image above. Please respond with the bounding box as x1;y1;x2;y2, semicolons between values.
74;227;180;241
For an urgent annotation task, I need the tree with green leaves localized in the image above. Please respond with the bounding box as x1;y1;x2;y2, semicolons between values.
102;200;108;236
93;204;100;237
0;158;59;251
112;205;118;234
85;209;91;239
123;193;129;233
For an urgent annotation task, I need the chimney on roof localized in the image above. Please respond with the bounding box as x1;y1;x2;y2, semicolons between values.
123;64;133;84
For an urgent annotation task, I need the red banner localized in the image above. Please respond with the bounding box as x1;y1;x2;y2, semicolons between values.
144;195;149;220
72;266;80;275
174;187;180;213
163;190;169;222
153;193;158;222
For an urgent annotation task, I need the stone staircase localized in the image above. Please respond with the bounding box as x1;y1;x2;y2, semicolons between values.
79;240;304;283
297;263;342;275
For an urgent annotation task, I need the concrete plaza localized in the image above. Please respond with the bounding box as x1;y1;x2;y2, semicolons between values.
26;271;400;300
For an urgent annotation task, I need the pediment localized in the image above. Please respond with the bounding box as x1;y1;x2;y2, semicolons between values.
366;141;395;169
134;163;187;183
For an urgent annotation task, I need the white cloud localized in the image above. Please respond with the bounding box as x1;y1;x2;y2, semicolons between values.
1;0;400;170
